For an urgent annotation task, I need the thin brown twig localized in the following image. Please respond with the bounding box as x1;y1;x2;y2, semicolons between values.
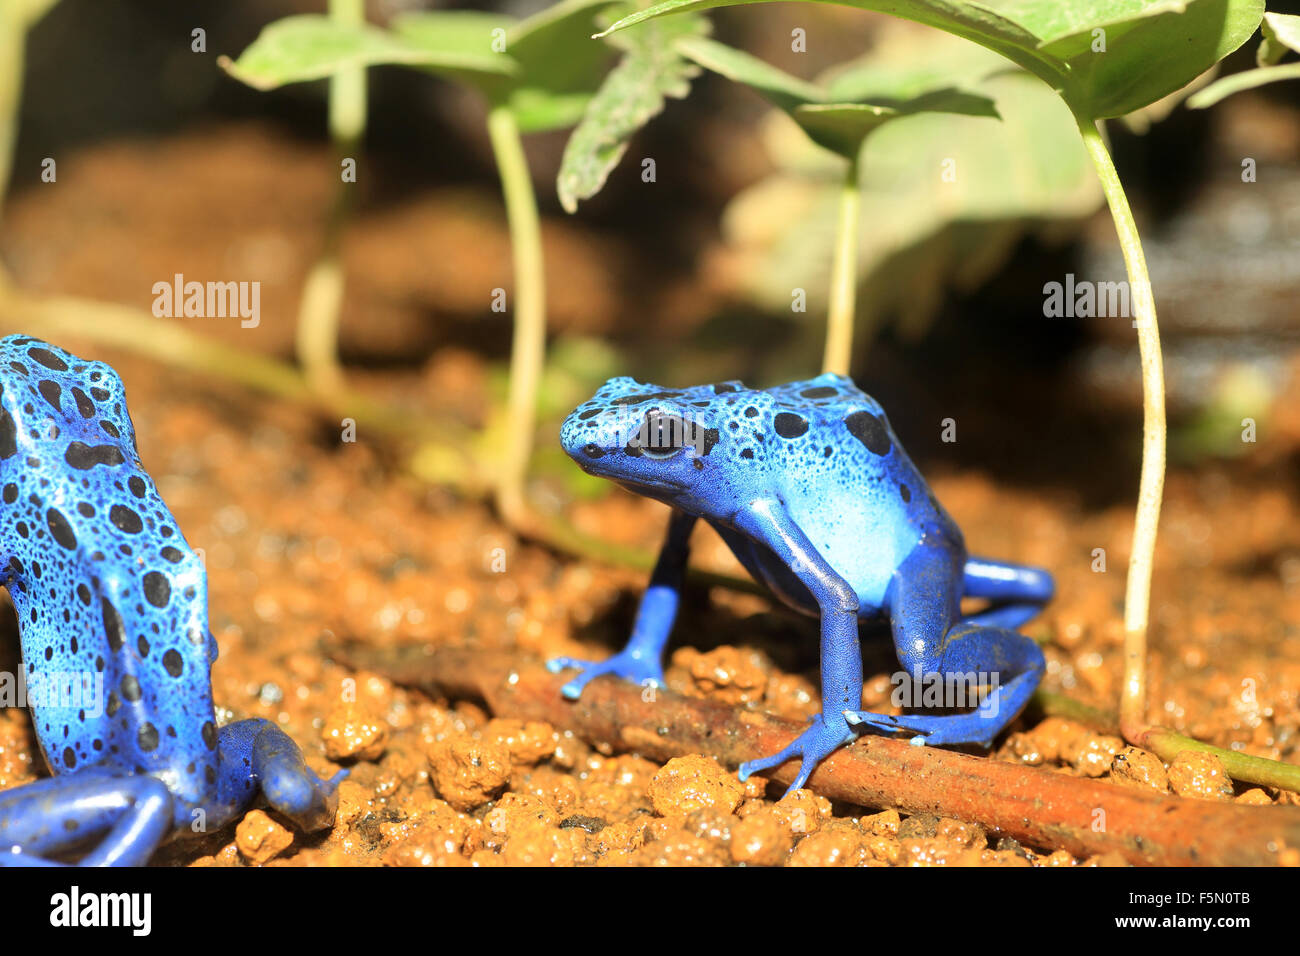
340;642;1300;866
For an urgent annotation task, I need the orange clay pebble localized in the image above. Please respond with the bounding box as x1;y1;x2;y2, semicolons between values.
935;817;986;850
673;646;769;705
235;809;293;865
787;823;868;867
383;842;471;867
485;718;557;766
628;822;729;866
1064;732;1124;778
730;808;796;866
1110;746;1169;792
859;808;901;837
427;734;512;811
0;716;36;789
648;754;745;816
1167;751;1235;801
1040;849;1077;866
772;787;833;835
387;799;481;858
499;821;585;867
1023;717;1088;764
1235;788;1273;805
1000;732;1046;766
321;699;389;761
333;777;370;828
484;792;561;840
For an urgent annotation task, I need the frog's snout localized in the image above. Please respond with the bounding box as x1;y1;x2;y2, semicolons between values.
559;404;615;467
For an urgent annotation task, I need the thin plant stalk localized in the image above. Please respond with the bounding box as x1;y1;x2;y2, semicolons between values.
822;151;860;377
1074;115;1167;747
295;0;366;396
0;1;41;223
486;104;547;529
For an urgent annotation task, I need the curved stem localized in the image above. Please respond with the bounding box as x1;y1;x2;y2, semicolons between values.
296;0;366;396
822;151;860;377
1075;115;1167;746
486;104;547;530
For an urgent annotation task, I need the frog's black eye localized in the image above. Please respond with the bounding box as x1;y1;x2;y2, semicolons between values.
631;411;688;460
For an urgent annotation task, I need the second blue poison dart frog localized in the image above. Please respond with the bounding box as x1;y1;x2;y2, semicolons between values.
0;335;344;866
550;375;1053;793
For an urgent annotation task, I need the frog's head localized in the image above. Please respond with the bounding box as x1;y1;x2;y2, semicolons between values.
0;335;219;822
561;376;780;515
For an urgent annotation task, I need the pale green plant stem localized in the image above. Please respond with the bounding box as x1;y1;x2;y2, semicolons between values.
0;4;31;224
822;151;860;377
1075;116;1166;747
295;0;366;396
486;104;547;529
1067;117;1298;790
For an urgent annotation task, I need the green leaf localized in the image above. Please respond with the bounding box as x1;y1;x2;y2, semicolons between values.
598;0;1264;120
672;35;824;111
674;36;996;159
395;1;627;132
219;13;515;91
1259;11;1300;66
556;12;709;212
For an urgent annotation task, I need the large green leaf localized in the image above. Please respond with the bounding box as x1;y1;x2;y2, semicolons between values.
395;0;626;132
673;36;996;158
1188;11;1300;108
556;12;709;212
599;0;1264;119
218;13;515;91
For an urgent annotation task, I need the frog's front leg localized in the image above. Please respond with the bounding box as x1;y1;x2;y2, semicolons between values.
844;538;1045;746
215;719;347;834
734;499;862;795
548;509;697;698
0;769;173;867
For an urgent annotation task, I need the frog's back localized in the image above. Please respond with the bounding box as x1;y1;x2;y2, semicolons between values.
0;336;218;808
725;374;962;613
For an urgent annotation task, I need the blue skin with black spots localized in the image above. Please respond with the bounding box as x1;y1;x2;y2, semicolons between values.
550;374;1054;793
0;335;344;866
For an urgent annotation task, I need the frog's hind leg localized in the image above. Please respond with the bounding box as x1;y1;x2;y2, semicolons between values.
216;720;347;834
960;555;1054;631
548;510;698;698
0;768;172;866
845;541;1045;747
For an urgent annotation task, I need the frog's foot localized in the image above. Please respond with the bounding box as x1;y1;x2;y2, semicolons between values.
738;712;856;796
843;709;999;748
546;648;664;700
219;719;348;833
0;768;173;867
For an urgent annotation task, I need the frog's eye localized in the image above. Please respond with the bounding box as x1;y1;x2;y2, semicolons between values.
631;411;689;460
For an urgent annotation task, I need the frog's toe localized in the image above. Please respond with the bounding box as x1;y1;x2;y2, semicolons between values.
843;710;997;748
546;651;663;700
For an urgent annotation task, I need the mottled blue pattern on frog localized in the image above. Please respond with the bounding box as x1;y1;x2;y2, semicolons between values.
0;335;343;865
550;374;1055;793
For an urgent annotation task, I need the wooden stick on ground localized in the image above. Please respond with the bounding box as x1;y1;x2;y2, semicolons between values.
340;642;1300;867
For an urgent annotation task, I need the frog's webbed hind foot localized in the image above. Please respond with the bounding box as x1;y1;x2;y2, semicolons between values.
219;719;347;833
843;709;1003;748
0;769;173;867
738;712;856;796
844;640;1045;748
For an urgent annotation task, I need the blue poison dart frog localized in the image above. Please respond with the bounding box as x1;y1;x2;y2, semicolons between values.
550;375;1053;793
0;335;344;866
